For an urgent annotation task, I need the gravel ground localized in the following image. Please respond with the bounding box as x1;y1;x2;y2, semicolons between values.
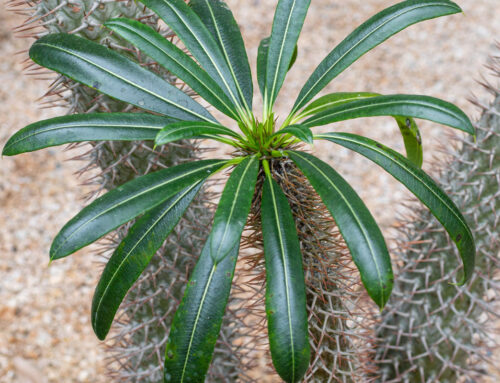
0;5;107;383
0;1;499;382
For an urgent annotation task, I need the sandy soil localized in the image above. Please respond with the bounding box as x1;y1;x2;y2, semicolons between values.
0;0;499;382
0;5;107;383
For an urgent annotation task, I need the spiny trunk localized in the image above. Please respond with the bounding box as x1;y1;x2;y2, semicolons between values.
240;157;377;382
11;1;248;381
374;52;500;383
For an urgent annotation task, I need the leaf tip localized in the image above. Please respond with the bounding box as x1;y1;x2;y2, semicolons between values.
448;280;462;287
49;247;65;263
445;0;463;14
465;118;475;136
49;242;65;262
1;145;12;157
449;265;472;287
154;134;166;148
91;308;110;341
376;278;393;310
94;326;108;341
374;292;390;311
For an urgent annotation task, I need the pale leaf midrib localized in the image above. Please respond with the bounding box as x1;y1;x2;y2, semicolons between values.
307;99;462;127
36;42;212;123
112;21;239;120
93;182;201;330
268;0;297;104
52;161;225;257
160;1;242;110
180;264;217;382
294;2;458;113
317;134;471;235
214;157;256;258
204;0;250;112
5;124;162;150
268;176;296;381
292;151;385;304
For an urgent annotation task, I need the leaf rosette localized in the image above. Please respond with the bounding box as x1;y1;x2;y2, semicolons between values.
4;1;475;382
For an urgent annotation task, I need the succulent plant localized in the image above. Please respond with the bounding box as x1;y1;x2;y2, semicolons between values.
240;159;378;382
374;53;500;383
4;1;477;382
9;1;246;381
11;0;164;115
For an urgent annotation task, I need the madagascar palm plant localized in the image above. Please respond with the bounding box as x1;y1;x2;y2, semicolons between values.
3;0;476;382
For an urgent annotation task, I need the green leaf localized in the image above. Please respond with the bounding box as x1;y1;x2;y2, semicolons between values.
265;0;311;109
288;151;393;308
50;159;226;261
316;132;475;283
139;0;243;113
273;124;313;144
304;94;474;136
29;34;214;122
288;44;298;71
190;0;253;111
295;92;424;166
297;92;379;119
104;18;241;120
395;116;423;168
258;36;297;98
2;113;174;156
210;156;259;263
91;181;203;341
155;121;241;146
292;0;462;114
164;235;239;383
261;174;310;383
257;36;270;97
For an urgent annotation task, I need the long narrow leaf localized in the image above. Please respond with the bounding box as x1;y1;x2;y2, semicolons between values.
297;92;379;119
155;121;242;146
105;18;241;120
258;37;298;98
288;44;299;72
295;92;424;166
265;0;310;109
30;34;214;122
91;182;203;340
210;156;259;263
139;0;243;112
288;151;393;308
273;124;313;144
261;174;310;383
257;37;270;97
190;0;253;111
316;132;475;283
2;113;174;156
292;0;462;114
395;116;423;168
304;94;474;135
50;160;226;260
164;236;239;383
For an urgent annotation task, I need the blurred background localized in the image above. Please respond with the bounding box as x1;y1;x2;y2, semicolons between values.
0;0;499;382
